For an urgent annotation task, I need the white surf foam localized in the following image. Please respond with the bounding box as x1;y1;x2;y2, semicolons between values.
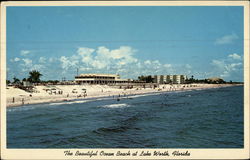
127;94;150;98
48;100;90;106
126;92;162;99
7;106;35;112
101;103;130;108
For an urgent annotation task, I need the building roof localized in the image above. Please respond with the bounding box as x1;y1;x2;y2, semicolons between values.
78;73;119;77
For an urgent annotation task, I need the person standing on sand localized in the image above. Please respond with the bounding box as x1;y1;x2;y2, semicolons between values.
22;98;24;105
12;97;15;103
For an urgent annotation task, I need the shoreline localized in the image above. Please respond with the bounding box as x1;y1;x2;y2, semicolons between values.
6;83;242;108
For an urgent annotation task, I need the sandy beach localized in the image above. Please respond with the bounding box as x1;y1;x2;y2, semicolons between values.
6;83;241;107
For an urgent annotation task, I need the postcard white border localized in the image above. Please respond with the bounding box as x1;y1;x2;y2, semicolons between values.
1;1;249;159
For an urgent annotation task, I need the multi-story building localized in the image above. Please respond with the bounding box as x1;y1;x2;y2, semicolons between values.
153;75;161;84
75;73;129;84
152;75;187;84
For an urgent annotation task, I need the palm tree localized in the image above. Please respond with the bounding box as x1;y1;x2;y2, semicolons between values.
13;77;20;84
169;79;173;85
145;75;154;83
6;80;11;85
28;70;42;83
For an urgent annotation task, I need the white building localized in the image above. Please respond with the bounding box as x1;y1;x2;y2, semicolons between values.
175;75;187;84
75;73;129;84
152;75;187;84
153;75;161;84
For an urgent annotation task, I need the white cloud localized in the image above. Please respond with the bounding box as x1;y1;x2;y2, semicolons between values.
144;60;151;65
211;54;243;79
48;57;56;62
78;47;95;56
57;46;176;78
77;47;95;64
91;60;107;69
136;60;174;76
10;57;20;62
39;57;46;63
14;57;20;62
22;58;33;67
152;60;161;65
73;46;138;70
20;50;31;56
59;54;80;71
12;46;226;80
32;64;45;71
215;33;238;45
60;56;72;70
230;63;242;68
95;46;138;68
211;60;225;69
226;63;242;72
164;64;172;68
228;53;241;60
185;64;192;69
20;58;45;72
79;67;92;71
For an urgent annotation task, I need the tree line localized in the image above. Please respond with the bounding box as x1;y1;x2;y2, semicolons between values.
7;71;242;85
6;70;59;85
137;75;240;84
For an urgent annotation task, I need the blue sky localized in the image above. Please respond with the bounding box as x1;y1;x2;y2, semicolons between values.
7;6;244;81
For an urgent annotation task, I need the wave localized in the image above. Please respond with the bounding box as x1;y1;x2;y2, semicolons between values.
48;97;113;106
7;106;35;112
48;100;90;106
100;103;130;108
127;94;155;98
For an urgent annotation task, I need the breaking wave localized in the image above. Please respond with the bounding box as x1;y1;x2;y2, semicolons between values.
101;103;130;108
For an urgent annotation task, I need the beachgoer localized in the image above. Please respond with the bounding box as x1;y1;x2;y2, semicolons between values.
22;98;24;105
12;97;15;103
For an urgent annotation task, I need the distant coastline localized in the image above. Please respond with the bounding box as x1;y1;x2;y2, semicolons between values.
6;83;242;108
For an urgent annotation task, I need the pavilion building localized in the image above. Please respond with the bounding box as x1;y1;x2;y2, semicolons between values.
75;73;129;84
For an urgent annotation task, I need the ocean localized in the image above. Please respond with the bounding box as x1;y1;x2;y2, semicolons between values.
7;85;244;148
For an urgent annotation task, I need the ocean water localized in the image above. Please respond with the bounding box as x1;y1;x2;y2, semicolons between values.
7;86;244;148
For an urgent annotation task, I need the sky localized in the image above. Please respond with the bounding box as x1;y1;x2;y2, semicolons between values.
7;6;244;81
